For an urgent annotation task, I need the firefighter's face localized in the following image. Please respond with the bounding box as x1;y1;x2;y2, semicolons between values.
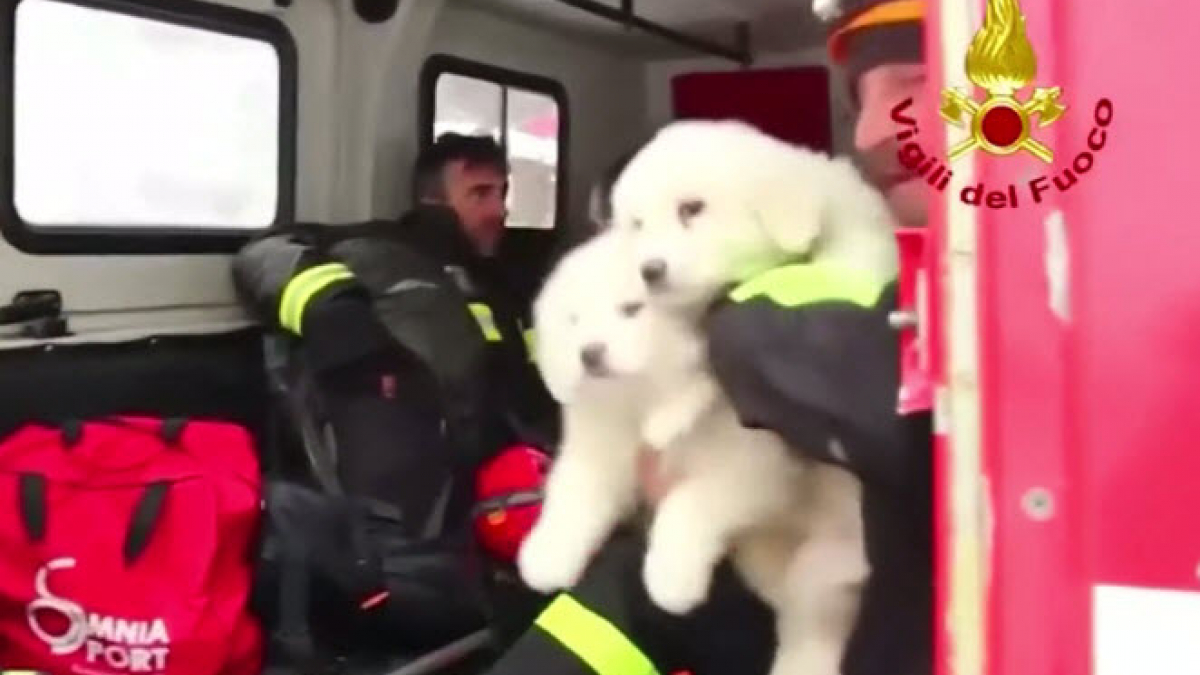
854;63;929;227
442;160;509;256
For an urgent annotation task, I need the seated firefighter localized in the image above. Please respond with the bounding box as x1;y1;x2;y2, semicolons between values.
232;134;558;668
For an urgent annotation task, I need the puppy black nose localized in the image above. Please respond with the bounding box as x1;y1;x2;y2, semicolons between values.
580;343;607;372
641;259;667;285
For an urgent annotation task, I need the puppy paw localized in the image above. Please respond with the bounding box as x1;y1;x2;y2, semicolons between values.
517;528;588;594
642;547;712;615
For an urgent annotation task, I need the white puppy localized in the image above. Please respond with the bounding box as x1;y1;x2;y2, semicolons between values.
520;229;867;675
610;119;898;308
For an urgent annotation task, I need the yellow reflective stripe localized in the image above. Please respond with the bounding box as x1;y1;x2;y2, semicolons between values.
535;594;660;675
729;263;886;308
278;263;356;335
523;328;536;361
469;302;502;342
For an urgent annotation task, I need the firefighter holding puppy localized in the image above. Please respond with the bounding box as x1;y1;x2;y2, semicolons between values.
481;2;934;674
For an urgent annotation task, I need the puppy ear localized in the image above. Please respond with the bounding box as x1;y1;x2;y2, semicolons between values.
739;137;838;257
531;298;582;405
751;181;824;257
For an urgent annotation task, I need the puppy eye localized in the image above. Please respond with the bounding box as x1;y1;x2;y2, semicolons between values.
678;199;705;225
632;218;644;231
620;302;644;317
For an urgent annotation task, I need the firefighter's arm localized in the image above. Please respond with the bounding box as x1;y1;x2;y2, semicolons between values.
705;263;919;493
232;228;392;373
484;534;689;675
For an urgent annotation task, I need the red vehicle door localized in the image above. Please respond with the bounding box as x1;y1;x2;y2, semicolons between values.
671;67;834;153
928;1;1200;675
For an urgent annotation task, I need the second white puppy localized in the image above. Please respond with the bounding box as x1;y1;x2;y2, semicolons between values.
610;119;898;309
519;229;868;675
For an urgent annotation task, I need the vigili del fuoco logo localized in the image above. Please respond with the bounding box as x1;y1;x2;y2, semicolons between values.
891;0;1112;209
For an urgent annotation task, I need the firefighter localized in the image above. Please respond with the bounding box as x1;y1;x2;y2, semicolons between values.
480;1;933;674
234;134;559;664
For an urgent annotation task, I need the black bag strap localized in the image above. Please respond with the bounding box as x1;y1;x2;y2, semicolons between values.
17;472;172;566
345;497;393;609
268;503;318;670
160;418;187;444
276;549;313;662
124;481;171;565
18;472;47;543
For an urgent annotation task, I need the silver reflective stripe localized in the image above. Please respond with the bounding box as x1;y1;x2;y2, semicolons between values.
421;478;454;539
384;279;439;295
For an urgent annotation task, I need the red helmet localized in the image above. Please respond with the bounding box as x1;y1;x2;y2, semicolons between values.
473;444;551;561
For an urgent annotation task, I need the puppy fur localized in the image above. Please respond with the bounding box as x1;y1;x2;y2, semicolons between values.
610;119;898;309
521;228;868;675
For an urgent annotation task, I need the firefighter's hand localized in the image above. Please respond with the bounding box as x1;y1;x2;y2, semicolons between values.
638;448;677;506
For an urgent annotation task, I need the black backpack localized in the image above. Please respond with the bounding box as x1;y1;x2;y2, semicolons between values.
251;217;510;674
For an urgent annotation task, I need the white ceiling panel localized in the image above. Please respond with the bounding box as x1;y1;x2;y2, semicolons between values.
457;0;824;59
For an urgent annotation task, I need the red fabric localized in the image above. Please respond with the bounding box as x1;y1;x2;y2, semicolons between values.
473;444;549;562
671;67;834;153
895;227;932;414
0;417;263;675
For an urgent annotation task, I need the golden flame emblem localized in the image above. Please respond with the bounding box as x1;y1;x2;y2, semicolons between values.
940;0;1065;163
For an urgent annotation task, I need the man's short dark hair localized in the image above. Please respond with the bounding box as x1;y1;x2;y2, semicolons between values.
412;133;509;202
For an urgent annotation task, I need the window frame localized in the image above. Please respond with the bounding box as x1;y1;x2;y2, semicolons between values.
0;0;298;256
419;54;570;231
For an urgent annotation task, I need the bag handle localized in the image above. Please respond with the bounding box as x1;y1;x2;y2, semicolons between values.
18;472;172;566
60;417;187;448
123;481;171;565
18;473;172;565
18;472;47;543
18;417;182;565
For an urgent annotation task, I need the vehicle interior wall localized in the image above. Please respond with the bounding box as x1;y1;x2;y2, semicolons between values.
0;0;332;446
0;0;337;343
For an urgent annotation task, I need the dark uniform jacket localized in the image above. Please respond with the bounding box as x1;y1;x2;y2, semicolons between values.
706;262;933;675
234;205;557;516
234;206;561;661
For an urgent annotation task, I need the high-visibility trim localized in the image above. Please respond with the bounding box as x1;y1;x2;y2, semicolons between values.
278;263;356;335
535;594;661;675
729;263;887;308
523;328;536;361
828;0;924;62
469;302;503;342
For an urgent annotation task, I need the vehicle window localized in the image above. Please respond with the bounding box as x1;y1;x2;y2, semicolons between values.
425;56;567;231
505;88;559;231
3;0;296;254
433;73;503;142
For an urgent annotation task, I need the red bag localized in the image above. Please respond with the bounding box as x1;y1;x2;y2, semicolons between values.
473;444;550;562
0;417;263;675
